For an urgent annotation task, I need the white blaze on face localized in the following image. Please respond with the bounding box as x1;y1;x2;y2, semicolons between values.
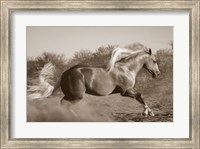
155;63;160;72
150;55;160;74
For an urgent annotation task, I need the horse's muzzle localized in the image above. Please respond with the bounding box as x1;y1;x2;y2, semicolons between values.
153;72;161;78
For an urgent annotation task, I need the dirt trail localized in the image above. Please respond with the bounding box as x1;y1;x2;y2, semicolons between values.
27;92;173;122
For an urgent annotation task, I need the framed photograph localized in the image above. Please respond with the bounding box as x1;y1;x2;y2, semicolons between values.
1;0;199;148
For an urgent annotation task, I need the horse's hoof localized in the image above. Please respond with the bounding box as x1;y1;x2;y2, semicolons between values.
149;111;155;116
143;109;148;117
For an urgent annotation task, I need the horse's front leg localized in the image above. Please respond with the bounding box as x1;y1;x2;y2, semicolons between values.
122;89;154;116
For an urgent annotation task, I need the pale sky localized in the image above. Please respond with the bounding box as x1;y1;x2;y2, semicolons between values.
27;26;173;58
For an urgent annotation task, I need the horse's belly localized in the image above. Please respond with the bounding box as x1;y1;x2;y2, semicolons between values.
80;67;115;96
84;72;115;96
90;79;114;95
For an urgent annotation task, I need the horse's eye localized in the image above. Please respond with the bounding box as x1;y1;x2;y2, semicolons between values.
153;60;157;63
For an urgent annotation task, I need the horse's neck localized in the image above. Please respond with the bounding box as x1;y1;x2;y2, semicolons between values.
124;53;148;75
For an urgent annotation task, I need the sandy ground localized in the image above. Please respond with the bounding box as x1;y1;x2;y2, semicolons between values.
27;88;173;122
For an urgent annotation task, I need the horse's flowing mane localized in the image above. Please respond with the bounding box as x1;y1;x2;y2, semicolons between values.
106;43;148;72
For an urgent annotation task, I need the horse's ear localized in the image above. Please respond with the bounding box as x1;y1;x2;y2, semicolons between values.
149;48;152;55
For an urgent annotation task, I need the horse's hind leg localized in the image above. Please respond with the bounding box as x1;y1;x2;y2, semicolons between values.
60;97;79;119
122;89;154;116
60;69;86;119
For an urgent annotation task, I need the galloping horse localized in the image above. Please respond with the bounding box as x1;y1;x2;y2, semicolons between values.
60;43;160;116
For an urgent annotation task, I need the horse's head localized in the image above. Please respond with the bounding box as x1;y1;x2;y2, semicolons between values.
143;48;160;78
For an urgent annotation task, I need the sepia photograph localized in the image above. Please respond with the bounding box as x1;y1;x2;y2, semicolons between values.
1;0;199;147
27;26;173;122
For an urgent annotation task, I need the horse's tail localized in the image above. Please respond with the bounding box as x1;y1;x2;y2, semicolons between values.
51;76;61;95
27;62;62;99
106;47;137;72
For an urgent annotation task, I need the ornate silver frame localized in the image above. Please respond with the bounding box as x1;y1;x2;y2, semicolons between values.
1;0;199;148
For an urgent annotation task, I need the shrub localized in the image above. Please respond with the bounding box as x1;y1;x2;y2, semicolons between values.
27;52;68;82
